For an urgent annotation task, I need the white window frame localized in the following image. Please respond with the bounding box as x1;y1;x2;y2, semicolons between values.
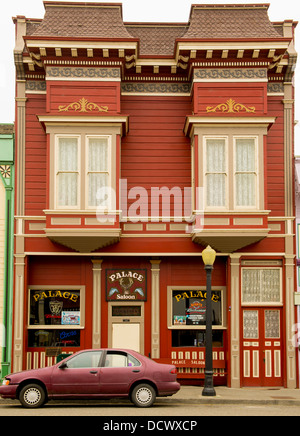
203;134;260;211
85;135;112;211
55;134;81;210
167;286;227;330
27;285;86;330
233;135;259;210
53;133;113;212
203;136;228;211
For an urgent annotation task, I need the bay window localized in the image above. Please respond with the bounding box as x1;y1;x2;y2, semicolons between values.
57;136;80;208
234;137;257;208
53;132;112;211
204;135;259;210
87;136;110;208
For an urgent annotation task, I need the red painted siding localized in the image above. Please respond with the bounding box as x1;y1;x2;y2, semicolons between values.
121;95;191;217
193;83;267;115
25;94;47;216
47;81;121;114
266;97;285;216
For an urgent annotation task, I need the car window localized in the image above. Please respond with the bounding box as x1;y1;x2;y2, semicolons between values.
66;351;103;368
104;352;141;368
128;354;141;367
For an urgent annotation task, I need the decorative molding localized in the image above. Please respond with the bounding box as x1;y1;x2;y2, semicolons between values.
206;98;256;114
194;68;268;81
267;82;284;94
0;165;11;179
46;66;121;79
25;81;47;93
58;97;108;113
121;82;191;95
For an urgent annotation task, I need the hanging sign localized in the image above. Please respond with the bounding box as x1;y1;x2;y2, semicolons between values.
106;269;147;301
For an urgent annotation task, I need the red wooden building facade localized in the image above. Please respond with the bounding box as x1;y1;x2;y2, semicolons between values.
12;2;298;387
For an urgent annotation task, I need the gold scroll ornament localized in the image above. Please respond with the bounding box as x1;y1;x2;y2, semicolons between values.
58;97;108;113
206;98;255;114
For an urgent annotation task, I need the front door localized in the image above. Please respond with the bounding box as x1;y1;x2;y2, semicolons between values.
108;302;144;354
242;308;283;387
112;323;140;352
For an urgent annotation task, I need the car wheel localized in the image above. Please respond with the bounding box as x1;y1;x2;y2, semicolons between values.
19;384;46;408
131;384;156;408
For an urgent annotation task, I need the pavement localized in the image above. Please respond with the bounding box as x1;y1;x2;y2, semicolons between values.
1;385;300;407
165;385;300;406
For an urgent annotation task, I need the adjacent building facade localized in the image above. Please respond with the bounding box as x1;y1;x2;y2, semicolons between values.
0;124;14;379
12;2;298;388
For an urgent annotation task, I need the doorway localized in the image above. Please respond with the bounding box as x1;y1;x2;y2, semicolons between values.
108;302;144;354
242;308;283;387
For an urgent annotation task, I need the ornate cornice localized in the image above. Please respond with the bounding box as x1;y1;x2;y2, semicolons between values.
194;68;268;81
121;82;191;95
46;66;121;80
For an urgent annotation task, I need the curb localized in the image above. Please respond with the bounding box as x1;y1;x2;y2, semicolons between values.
1;397;300;407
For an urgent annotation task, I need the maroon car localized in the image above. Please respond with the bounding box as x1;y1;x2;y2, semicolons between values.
0;349;180;408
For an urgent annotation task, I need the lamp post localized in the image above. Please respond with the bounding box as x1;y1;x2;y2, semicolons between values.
201;245;216;397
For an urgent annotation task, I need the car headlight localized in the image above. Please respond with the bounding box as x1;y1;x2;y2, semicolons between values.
2;379;10;386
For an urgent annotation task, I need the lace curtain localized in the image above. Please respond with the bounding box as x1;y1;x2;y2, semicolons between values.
57;137;79;207
88;137;109;207
206;138;226;207
242;269;281;303
235;138;256;207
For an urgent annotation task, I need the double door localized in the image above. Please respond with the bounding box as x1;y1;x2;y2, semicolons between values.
242;308;283;387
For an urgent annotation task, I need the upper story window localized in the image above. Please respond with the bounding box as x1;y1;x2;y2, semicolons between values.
49;127;115;212
56;134;111;210
204;135;258;210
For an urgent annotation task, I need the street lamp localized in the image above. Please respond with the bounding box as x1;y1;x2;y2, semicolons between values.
201;245;217;397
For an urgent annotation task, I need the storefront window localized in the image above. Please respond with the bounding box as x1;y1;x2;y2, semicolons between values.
29;289;81;326
172;330;223;348
28;329;80;347
172;290;222;326
28;288;84;348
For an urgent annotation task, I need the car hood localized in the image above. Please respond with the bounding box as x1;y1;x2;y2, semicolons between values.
6;366;54;382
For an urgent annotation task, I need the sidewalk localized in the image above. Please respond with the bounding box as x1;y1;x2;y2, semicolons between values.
164;385;300;406
1;386;300;407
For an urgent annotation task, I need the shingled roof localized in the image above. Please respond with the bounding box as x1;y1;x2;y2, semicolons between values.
126;24;188;56
27;2;285;55
30;1;134;39
182;4;283;40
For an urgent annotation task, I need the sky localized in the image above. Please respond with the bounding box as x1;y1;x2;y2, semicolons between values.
0;0;299;150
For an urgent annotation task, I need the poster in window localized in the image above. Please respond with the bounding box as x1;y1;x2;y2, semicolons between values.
172;290;222;326
61;311;80;325
106;269;147;301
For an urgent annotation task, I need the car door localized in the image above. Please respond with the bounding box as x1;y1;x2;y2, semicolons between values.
51;350;103;396
99;351;144;394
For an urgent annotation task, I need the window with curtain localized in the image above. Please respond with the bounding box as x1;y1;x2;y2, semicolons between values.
235;138;257;207
57;137;79;207
203;135;259;210
205;138;227;207
87;137;109;208
241;268;282;304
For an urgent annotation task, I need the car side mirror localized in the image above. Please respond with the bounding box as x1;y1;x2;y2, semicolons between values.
59;362;68;369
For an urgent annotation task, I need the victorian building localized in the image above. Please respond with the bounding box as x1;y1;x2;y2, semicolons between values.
12;2;298;388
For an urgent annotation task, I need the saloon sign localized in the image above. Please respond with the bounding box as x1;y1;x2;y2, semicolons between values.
106;269;147;301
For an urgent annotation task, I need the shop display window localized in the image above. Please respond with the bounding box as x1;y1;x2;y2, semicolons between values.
27;288;84;348
28;329;80;348
172;290;222;326
172;330;223;348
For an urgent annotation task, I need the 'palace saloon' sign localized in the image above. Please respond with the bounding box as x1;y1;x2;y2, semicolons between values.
106;269;147;301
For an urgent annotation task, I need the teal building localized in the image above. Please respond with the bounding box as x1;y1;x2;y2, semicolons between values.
0;124;14;379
